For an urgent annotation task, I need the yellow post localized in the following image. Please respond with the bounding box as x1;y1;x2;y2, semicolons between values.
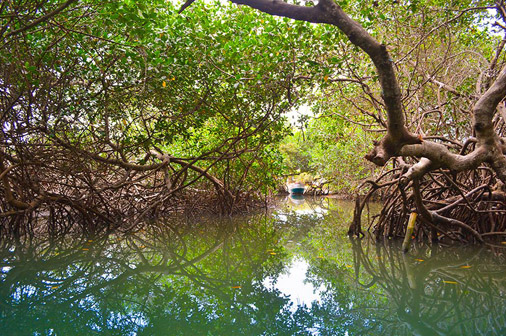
402;212;418;253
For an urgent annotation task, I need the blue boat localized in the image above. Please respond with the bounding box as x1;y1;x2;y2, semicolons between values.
287;182;305;195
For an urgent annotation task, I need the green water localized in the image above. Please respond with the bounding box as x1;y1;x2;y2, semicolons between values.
1;196;505;335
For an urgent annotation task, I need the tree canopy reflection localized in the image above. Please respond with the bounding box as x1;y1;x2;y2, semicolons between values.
0;198;505;335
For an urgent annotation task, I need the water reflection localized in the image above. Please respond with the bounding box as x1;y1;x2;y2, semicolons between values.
0;197;505;335
347;239;506;335
263;258;325;311
288;194;306;206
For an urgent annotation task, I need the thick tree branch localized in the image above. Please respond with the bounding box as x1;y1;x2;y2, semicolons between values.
473;66;506;138
181;0;505;189
231;0;335;24
397;66;506;184
399;141;489;172
223;0;420;165
400;158;435;184
178;0;197;14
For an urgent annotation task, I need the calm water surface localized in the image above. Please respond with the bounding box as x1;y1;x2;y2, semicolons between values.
1;196;505;335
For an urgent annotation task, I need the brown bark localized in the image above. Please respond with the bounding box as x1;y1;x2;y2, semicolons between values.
205;0;506;243
213;0;505;178
227;0;421;165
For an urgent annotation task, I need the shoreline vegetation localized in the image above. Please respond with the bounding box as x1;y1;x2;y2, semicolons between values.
0;1;505;246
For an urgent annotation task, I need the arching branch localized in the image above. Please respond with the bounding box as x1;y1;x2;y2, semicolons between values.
180;0;421;165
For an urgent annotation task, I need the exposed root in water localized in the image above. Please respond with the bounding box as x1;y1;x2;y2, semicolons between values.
349;91;506;247
0;172;266;238
350;159;506;246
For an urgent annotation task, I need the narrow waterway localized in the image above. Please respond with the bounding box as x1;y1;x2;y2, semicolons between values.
1;196;505;335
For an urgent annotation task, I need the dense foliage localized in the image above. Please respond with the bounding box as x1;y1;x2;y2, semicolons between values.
0;0;340;224
1;0;506;243
220;0;506;244
280;113;378;194
279;0;502;195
